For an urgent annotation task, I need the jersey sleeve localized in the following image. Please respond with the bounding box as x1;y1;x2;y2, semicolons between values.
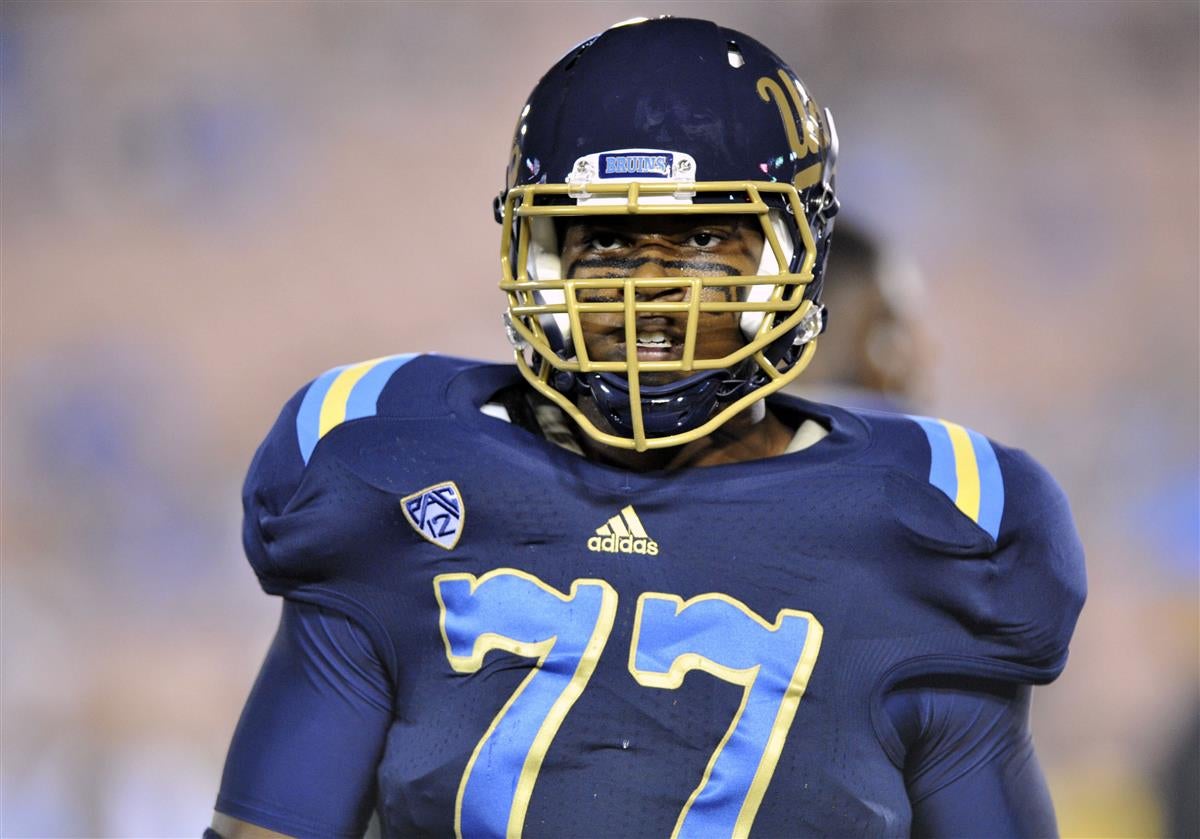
215;600;392;837
240;355;422;672
881;418;1087;686
240;383;309;589
884;677;1058;838
238;381;365;603
224;357;429;835
972;443;1087;681
242;354;418;588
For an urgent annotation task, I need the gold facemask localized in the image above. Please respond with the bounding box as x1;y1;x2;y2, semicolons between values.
499;178;826;452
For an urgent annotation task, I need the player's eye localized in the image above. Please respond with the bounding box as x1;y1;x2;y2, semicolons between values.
586;232;625;251
685;231;724;248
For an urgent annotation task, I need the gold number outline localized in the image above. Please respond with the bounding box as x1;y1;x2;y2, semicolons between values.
434;568;618;839
627;590;824;839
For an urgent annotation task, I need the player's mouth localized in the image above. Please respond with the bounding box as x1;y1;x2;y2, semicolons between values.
629;330;682;362
611;317;688;362
581;315;688;364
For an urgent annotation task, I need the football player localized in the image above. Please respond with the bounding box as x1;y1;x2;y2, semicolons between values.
787;222;929;412
212;17;1085;838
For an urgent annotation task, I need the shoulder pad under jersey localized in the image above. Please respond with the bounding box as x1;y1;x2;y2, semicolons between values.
293;354;419;466
241;353;440;589
865;411;1088;683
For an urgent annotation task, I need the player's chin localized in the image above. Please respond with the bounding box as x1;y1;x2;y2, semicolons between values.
637;370;691;387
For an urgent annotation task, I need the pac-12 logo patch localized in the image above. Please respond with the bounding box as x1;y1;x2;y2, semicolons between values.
401;481;464;551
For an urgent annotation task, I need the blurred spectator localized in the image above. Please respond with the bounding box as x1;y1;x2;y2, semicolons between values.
787;220;929;412
1159;698;1200;839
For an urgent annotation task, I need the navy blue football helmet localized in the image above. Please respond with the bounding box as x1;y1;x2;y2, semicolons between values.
496;16;838;451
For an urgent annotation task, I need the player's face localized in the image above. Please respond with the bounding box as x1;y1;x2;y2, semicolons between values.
560;215;765;386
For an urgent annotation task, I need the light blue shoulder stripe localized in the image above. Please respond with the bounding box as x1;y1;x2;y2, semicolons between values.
910;415;958;501
908;414;1005;540
967;427;1004;540
345;353;416;422
296;364;349;465
295;353;418;465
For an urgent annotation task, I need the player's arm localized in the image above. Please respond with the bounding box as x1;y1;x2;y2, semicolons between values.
212;600;393;838
886;675;1058;838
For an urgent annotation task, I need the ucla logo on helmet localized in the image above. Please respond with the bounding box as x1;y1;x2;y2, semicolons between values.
401;481;465;551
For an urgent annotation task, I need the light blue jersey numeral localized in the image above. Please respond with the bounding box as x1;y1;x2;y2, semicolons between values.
434;570;617;839
435;573;823;838
629;592;823;839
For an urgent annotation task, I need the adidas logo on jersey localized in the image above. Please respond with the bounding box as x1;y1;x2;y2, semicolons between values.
587;505;659;556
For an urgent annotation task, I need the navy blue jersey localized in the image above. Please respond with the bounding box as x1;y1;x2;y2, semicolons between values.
220;353;1085;838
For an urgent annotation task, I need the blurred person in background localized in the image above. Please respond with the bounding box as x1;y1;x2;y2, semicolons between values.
210;17;1085;839
1158;698;1200;838
785;219;928;413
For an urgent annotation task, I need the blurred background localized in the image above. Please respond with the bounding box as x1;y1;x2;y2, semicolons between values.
1;2;1196;836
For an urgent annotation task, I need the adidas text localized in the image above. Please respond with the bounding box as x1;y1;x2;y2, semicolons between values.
587;534;659;555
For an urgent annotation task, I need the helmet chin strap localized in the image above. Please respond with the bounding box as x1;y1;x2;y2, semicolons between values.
553;300;825;443
575;365;756;439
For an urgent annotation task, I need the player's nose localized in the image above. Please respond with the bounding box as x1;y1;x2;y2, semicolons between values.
632;273;688;306
630;257;669;279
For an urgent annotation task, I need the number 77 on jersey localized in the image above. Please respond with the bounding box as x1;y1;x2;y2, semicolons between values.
435;569;823;839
